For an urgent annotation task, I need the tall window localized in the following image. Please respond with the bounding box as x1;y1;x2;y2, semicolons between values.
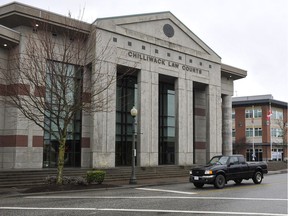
115;72;137;166
232;128;236;137
159;81;175;165
232;110;235;119
43;61;82;168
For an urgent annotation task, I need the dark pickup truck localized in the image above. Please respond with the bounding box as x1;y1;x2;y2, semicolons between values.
189;155;268;189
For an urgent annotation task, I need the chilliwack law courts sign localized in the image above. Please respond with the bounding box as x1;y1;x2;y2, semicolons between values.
128;51;204;75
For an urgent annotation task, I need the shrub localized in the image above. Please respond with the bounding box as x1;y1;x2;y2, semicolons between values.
45;175;57;184
86;170;106;184
45;175;88;185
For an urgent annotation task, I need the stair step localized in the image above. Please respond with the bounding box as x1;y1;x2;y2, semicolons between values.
0;166;190;188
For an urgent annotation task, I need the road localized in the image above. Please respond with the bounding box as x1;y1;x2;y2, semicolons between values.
0;173;287;216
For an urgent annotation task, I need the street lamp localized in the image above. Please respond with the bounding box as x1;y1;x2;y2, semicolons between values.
129;106;137;184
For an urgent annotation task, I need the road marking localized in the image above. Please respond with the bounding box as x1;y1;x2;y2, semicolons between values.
25;195;288;201
0;207;286;216
136;187;198;195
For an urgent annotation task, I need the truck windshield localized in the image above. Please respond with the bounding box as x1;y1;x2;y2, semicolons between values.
208;156;229;165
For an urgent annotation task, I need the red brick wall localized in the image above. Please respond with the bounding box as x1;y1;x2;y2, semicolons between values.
262;105;270;144
234;107;246;143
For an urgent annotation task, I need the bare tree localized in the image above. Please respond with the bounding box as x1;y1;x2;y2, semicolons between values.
275;118;288;146
1;16;116;184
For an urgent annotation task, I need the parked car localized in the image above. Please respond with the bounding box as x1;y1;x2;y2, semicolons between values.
189;155;268;189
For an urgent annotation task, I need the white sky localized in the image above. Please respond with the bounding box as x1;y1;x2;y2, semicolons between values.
1;0;287;102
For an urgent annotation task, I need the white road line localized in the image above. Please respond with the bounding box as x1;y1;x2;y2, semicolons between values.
0;207;286;216
136;187;198;195
25;196;288;201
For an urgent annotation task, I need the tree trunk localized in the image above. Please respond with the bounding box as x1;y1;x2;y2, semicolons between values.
56;138;66;184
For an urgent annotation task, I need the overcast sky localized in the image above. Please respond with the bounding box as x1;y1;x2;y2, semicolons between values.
1;0;287;102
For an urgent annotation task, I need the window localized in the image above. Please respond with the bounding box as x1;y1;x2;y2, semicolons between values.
246;107;262;119
229;156;239;165
246;149;263;161
272;110;283;120
245;109;253;118
159;80;175;165
232;110;235;119
43;61;82;168
272;128;283;137
246;128;262;137
246;128;253;137
232;128;236;137
254;128;262;136
115;70;138;166
272;148;283;161
254;109;262;118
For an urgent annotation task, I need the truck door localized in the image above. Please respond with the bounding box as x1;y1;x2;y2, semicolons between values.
238;156;250;179
227;156;242;180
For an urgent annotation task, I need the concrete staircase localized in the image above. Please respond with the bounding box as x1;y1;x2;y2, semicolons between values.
0;166;191;188
1;162;286;188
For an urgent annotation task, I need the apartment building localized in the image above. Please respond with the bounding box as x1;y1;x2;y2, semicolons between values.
232;95;288;161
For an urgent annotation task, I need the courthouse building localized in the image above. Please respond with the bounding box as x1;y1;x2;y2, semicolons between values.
0;2;247;169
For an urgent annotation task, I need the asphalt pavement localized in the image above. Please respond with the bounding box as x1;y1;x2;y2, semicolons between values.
0;169;287;198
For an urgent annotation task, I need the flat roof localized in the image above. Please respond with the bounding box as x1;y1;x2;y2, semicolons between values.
232;95;288;107
221;63;247;80
0;2;91;34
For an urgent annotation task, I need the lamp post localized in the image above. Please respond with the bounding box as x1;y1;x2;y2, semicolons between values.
129;106;137;184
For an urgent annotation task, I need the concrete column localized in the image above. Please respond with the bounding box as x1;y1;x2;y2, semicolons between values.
175;78;193;165
222;94;233;155
138;70;158;167
206;85;222;161
91;62;116;168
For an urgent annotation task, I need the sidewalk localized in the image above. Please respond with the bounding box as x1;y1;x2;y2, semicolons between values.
0;169;287;198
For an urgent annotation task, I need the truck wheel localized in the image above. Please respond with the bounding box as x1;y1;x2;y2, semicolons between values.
253;171;263;184
214;174;225;189
234;179;243;185
193;183;204;188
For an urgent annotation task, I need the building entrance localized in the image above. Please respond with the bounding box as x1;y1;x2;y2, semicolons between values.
115;67;138;166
